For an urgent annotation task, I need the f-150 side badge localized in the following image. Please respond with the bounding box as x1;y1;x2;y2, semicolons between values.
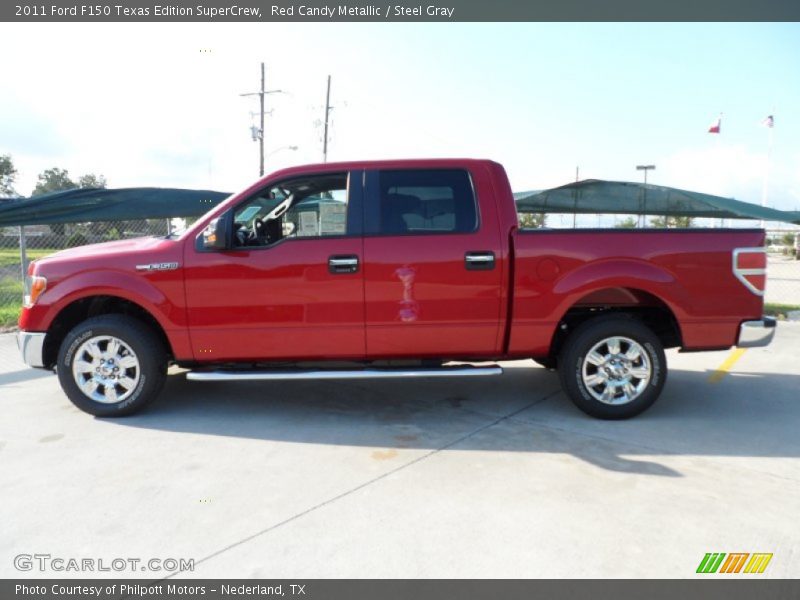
135;262;180;272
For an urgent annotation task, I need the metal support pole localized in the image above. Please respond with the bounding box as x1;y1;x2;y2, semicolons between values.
636;165;655;228
19;225;29;297
643;168;648;228
572;166;578;229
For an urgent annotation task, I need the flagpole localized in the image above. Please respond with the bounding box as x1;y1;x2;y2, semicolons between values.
714;124;722;228
760;116;774;229
708;112;723;228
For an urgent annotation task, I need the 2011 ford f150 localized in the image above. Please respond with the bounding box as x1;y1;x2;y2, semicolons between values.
17;159;776;419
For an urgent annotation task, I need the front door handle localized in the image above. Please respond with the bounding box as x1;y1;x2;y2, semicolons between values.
465;252;495;271
329;255;359;274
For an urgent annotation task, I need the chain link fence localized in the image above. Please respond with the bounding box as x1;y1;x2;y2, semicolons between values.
0;219;174;329
1;220;798;330
765;229;800;309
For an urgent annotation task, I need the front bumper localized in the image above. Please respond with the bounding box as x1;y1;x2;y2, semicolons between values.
17;331;46;368
737;317;777;348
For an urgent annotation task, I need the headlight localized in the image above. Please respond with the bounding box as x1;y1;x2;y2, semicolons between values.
24;275;47;308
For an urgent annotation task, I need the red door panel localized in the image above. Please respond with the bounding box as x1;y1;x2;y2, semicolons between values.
183;238;365;361
362;167;504;359
363;235;503;358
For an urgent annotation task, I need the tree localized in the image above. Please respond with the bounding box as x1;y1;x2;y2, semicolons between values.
616;217;638;229
78;173;107;189
518;212;547;229
650;215;694;228
0;154;17;197
32;167;76;196
31;169;108;236
31;168;77;236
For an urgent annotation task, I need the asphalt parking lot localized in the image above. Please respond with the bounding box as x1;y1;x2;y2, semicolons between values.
1;324;798;579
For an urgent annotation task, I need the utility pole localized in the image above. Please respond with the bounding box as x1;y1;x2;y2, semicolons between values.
259;63;265;176
240;62;284;177
636;164;655;228
323;75;332;163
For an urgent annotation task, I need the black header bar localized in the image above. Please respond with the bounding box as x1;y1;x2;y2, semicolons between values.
4;579;800;600
4;0;800;22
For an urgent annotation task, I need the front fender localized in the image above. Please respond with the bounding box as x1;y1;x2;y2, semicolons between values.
23;268;183;334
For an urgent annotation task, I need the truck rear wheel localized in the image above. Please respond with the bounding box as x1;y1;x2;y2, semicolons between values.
557;315;666;419
57;315;168;417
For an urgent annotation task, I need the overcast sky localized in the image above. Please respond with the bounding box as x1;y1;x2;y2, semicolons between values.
1;22;799;215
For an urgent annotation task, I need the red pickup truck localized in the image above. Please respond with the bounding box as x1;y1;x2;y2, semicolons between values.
17;159;775;419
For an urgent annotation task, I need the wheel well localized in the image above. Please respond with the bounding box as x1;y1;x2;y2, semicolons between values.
43;295;173;368
546;287;682;363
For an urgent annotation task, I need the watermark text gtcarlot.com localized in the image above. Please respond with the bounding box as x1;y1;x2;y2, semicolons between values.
14;553;194;573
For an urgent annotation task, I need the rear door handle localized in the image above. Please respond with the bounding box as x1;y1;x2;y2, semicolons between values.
328;255;359;274
465;252;495;271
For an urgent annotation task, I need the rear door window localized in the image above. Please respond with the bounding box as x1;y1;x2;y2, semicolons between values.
368;169;478;235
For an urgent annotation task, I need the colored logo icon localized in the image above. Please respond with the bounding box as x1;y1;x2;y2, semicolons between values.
697;553;773;574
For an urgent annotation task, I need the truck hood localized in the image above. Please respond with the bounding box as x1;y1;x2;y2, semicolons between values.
33;237;182;278
37;237;167;264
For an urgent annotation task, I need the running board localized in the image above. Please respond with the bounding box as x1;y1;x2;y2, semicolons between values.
186;365;503;382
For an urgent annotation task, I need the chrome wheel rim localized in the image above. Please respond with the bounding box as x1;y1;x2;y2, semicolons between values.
71;335;141;404
581;336;651;405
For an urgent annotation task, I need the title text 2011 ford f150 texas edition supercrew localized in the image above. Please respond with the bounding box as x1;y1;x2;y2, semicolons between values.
17;159;775;419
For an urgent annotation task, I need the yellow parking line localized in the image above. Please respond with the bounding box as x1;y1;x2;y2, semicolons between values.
708;348;747;383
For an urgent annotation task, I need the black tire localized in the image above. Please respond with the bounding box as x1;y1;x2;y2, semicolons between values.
557;315;666;419
57;314;168;417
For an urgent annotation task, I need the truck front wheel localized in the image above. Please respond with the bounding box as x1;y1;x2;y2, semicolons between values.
57;315;168;417
557;315;666;419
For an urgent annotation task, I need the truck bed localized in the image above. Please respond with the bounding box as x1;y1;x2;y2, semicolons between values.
508;228;765;356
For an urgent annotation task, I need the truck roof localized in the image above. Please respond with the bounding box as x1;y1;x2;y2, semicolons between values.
263;158;500;182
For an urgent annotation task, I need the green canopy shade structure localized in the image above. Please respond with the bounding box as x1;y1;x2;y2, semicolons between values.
0;187;231;227
2;181;798;228
514;180;800;225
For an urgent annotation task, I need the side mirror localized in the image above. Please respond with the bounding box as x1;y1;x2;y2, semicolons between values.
200;213;231;251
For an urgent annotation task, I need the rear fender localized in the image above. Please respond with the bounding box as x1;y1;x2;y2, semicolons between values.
552;259;687;314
